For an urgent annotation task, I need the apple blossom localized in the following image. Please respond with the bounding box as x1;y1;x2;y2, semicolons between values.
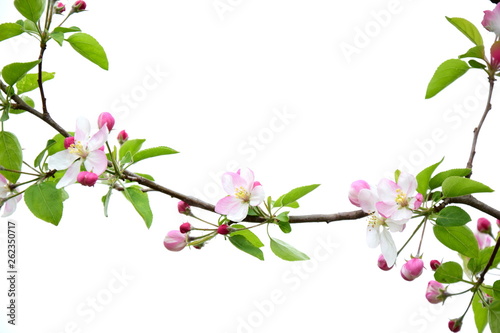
476;232;492;250
215;168;264;222
348;180;370;207
0;174;21;217
375;172;423;222
482;3;500;35
425;280;448;304
401;257;424;281
48;117;108;188
163;230;187;251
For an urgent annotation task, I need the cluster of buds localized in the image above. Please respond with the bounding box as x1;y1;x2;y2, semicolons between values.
53;1;87;16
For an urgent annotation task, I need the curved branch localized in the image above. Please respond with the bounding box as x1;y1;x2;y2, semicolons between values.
444;195;500;221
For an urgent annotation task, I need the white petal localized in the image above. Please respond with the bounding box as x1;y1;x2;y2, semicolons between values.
380;228;397;266
249;185;265;206
48;150;78;170
398;171;417;194
366;225;380;248
87;124;108;151
56;160;82;188
358;189;377;213
75;117;90;142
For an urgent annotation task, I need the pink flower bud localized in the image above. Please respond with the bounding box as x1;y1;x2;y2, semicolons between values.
64;136;75;149
179;222;191;234
217;224;231;235
54;2;66;14
117;130;129;145
430;260;441;271
497;219;500;228
425;280;448;304
72;0;86;12
448;318;462;332
348;180;371;207
77;171;98;187
476;232;492;250
177;201;191;215
377;254;393;271
477;217;492;234
482;5;500;35
401;258;424;281
97;112;115;132
163;230;187;251
413;193;424;209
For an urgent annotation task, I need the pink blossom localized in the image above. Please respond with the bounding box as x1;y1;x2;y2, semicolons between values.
348;180;371;207
177;201;191;215
401;257;424;281
179;222;191;234
215;168;264;222
77;171;98;187
425;280;448;304
163;230;187;251
477;217;492;234
97;112;115;132
476;232;492;250
377;254;393;271
0;174;21;217
482;4;500;35
48;117;108;188
117;130;128;145
430;260;441;271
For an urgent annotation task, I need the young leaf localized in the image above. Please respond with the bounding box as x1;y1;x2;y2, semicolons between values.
14;0;46;24
132;146;179;164
229;234;264;260
122;185;153;228
101;187;113;217
469;60;487;69
435;206;471;227
425;59;470;99
442;176;494;198
0;131;23;183
2;60;41;86
230;224;264;248
429;168;471;189
52;26;81;34
488;300;500;333
446;17;483;46
67;33;109;70
119;139;145;160
473;291;488;333
433;225;479;259
34;139;56;168
468;247;497;276
273;184;320;208
433;261;463;283
0;23;24;42
24;182;64;225
16;72;55;94
270;237;309;261
276;211;291;233
458;45;485;60
416;158;443;194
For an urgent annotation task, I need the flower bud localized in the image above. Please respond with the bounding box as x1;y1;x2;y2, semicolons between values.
348;180;370;207
430;259;441;271
448;318;462;332
64;136;75;149
476;232;492;250
117;130;129;145
401;257;424;281
77;171;98;187
97;112;115;132
163;230;187;251
72;0;86;12
377;254;393;271
177;201;191;215
179;222;191;234
425;280;448;304
54;2;66;14
477;217;492;234
217;224;231;235
413;193;424;209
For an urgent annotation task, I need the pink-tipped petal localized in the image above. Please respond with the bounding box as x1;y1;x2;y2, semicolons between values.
87;124;108;151
84;150;108;175
56;160;82;188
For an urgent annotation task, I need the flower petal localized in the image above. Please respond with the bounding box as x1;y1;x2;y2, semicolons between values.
380;228;397;267
398;171;417;195
238;168;255;187
249;185;265;206
375;201;397;218
221;172;245;195
2;196;19;217
358;189;377;213
75;117;90;142
366;225;380;248
87;124;108;151
47;150;79;170
377;178;399;201
56;160;82;188
215;196;248;222
84;150;108;175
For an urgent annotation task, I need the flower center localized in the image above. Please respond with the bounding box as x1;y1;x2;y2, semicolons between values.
234;186;250;202
68;141;88;158
395;188;408;208
367;214;384;229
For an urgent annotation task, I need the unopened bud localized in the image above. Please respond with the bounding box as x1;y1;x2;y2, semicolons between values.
401;257;424;281
163;230;187;251
377;254;393;271
179;222;191;234
72;0;86;12
177;201;191;215
117;130;129;145
97;112;115;132
77;171;98;187
448;318;462;332
64;136;75;149
430;259;441;271
348;180;370;207
477;217;492;234
217;224;231;235
54;2;66;14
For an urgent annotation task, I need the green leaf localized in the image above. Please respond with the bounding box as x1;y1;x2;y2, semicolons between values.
52;26;81;33
435;206;471;227
274;184;320;208
473;291;488;333
50;32;64;46
429;168;471;189
229;234;264;260
24;182;63;225
0;131;23;183
276;211;291;233
230;224;264;248
14;0;46;23
2;60;41;86
489;300;500;333
416;158;443;195
270;237;310;261
132;146;179;164
425;59;470;99
119;139;145;160
16;72;55;94
433;225;479;259
469;247;497;276
442;176;494;198
10;95;33;114
0;23;24;42
23;19;37;32
101;187;113;217
434;261;463;283
494;281;500;299
459;45;485;60
67;33;109;70
469;60;487;69
446;17;483;46
34;139;56;168
122;185;153;228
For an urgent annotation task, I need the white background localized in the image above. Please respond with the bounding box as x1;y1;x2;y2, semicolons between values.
1;0;500;332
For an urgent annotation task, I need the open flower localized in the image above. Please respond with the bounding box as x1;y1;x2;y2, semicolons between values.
215;168;264;222
375;172;423;222
48;117;108;188
0;174;21;217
